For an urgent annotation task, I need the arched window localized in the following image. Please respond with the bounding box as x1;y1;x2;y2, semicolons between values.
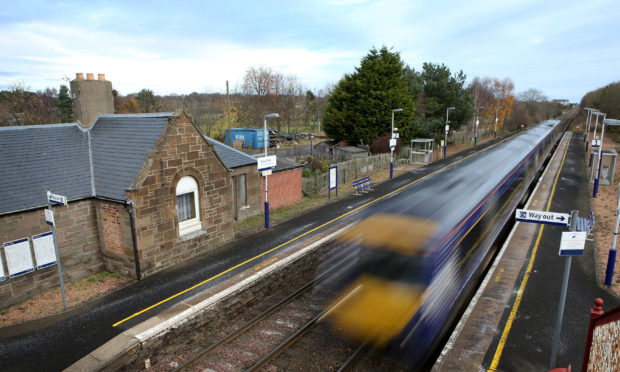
176;176;201;236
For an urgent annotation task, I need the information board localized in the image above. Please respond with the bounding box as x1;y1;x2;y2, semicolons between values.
3;238;34;278
0;249;5;281
329;166;337;190
32;232;57;269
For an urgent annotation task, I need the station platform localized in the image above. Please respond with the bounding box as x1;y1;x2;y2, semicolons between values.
433;132;620;371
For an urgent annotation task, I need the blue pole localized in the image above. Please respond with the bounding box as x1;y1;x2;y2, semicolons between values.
264;201;269;228
593;178;599;198
586;141;589;153
443;144;446;159
390;161;393;179
474;136;477;147
589;152;593;167
605;249;617;286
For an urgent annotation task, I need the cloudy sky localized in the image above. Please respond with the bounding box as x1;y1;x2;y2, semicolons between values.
1;0;618;102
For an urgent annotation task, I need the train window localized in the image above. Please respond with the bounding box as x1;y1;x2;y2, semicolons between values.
360;248;428;284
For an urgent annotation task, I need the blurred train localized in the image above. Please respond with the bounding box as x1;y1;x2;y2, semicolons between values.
324;119;567;366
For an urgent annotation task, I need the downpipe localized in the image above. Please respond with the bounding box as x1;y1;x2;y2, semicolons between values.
124;200;142;281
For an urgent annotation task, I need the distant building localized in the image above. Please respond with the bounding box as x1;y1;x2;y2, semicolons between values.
552;99;571;107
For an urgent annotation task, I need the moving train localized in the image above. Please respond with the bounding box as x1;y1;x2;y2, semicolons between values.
324;119;567;365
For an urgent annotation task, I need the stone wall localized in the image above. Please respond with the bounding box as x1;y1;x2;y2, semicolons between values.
127;113;234;277
262;168;302;211
0;200;104;307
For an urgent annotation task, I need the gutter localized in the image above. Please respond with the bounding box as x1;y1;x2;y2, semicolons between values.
123;200;141;281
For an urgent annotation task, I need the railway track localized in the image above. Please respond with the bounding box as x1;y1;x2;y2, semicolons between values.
161;245;409;372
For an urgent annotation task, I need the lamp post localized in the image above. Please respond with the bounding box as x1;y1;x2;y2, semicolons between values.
584;107;595;147
390;108;403;179
593;113;608;196
263;113;279;228
444;107;455;158
590;111;605;173
603;118;620;287
494;105;504;139
475;106;483;146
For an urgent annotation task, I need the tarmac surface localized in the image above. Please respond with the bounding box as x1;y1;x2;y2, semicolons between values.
0;135;504;371
435;132;620;371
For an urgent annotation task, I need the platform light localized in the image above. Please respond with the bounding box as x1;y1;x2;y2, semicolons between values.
390;108;403;179
263;113;279;229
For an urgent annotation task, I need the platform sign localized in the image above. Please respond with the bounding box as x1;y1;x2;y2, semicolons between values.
559;231;586;256
515;209;570;226
389;138;397;148
3;237;34;278
32;232;57;269
261;169;272;176
47;191;67;206
592;139;601;147
45;209;54;226
257;155;277;171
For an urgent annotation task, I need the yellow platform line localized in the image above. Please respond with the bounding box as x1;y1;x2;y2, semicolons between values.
488;133;571;371
113;140;509;328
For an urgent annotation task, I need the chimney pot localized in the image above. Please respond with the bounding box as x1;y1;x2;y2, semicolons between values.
98;73;106;81
76;73;84;80
86;73;94;80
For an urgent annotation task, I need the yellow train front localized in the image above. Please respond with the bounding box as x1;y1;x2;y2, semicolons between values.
323;120;566;366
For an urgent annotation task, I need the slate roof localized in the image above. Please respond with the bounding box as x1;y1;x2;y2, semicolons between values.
0;113;173;215
91;114;171;201
204;136;256;169
0;124;92;215
0;114;261;215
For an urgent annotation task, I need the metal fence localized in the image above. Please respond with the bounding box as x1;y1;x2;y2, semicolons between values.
302;153;391;195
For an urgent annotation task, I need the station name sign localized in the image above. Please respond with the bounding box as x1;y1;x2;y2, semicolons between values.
257;155;277;171
515;209;569;226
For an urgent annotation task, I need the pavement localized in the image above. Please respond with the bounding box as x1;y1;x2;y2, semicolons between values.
0;134;505;371
434;131;620;371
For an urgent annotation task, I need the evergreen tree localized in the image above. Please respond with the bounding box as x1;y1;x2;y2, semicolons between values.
56;85;74;122
323;46;415;144
417;63;474;136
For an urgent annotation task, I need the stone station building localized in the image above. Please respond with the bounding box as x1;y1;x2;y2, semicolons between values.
0;111;283;307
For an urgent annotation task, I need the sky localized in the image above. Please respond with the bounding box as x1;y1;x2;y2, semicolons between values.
1;0;619;103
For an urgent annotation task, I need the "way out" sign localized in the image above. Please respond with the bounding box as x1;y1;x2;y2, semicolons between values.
515;209;570;226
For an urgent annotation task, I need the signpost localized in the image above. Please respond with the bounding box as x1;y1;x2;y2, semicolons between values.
515;208;583;369
46;189;68;310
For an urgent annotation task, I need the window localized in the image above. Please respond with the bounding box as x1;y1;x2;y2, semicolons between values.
176;176;201;236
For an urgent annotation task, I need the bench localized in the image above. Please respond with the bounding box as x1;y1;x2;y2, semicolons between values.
352;176;375;195
576;211;595;236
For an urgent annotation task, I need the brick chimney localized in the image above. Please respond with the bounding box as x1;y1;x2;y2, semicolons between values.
71;72;114;128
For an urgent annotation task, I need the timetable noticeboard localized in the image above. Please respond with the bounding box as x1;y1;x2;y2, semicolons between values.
3;238;34;278
0;249;5;281
32;232;57;269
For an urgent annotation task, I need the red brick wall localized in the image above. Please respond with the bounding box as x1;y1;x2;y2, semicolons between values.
126;112;234;277
94;200;136;276
261;168;302;211
0;200;104;307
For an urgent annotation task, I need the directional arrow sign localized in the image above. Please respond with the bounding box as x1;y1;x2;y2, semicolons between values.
515;209;570;226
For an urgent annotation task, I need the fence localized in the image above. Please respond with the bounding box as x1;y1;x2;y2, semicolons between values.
302;153;391;195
